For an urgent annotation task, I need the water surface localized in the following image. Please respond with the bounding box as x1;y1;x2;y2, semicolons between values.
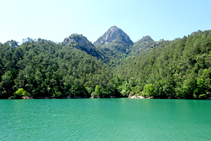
0;99;211;140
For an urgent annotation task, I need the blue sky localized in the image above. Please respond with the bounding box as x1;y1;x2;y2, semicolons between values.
0;0;210;44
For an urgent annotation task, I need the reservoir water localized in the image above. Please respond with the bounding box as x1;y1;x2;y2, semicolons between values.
0;98;211;140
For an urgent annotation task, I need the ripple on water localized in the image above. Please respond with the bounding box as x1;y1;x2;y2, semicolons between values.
0;99;211;140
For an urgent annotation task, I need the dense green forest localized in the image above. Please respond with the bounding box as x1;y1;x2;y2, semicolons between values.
1;29;211;99
116;30;211;99
0;38;121;98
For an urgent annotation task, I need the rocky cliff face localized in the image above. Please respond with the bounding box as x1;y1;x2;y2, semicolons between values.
63;34;101;59
94;26;133;46
93;26;133;53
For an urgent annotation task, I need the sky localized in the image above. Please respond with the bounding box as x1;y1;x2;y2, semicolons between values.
0;0;211;44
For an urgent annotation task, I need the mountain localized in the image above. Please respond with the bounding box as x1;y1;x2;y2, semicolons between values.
94;26;133;53
115;30;211;99
129;36;156;55
63;34;102;59
2;28;211;99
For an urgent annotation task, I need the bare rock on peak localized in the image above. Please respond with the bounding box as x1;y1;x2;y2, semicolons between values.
94;26;133;46
63;34;101;59
93;26;133;53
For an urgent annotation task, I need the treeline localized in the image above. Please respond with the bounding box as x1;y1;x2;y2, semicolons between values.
1;30;211;99
0;38;121;98
116;30;211;99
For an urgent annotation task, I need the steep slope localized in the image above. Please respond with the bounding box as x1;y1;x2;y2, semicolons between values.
63;34;102;59
94;26;133;53
116;30;211;99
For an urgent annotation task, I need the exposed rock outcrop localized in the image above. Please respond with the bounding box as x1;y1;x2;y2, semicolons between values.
93;26;133;53
63;34;102;59
94;26;133;45
128;95;154;99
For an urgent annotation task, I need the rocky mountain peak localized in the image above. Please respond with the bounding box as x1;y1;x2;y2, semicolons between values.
63;34;101;59
63;34;93;51
93;26;133;46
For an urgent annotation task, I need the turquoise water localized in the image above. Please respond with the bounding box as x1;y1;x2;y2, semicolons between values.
0;99;211;140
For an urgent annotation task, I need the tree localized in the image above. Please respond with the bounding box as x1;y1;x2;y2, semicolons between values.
143;84;154;97
14;88;28;98
194;78;206;98
95;85;100;96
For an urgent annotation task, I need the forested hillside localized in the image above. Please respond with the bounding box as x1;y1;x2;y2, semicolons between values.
0;38;120;98
1;29;211;99
116;30;211;99
128;36;156;56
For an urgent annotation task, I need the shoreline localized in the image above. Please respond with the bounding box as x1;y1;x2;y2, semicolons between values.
2;95;211;100
128;95;153;99
4;95;126;99
128;95;211;100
